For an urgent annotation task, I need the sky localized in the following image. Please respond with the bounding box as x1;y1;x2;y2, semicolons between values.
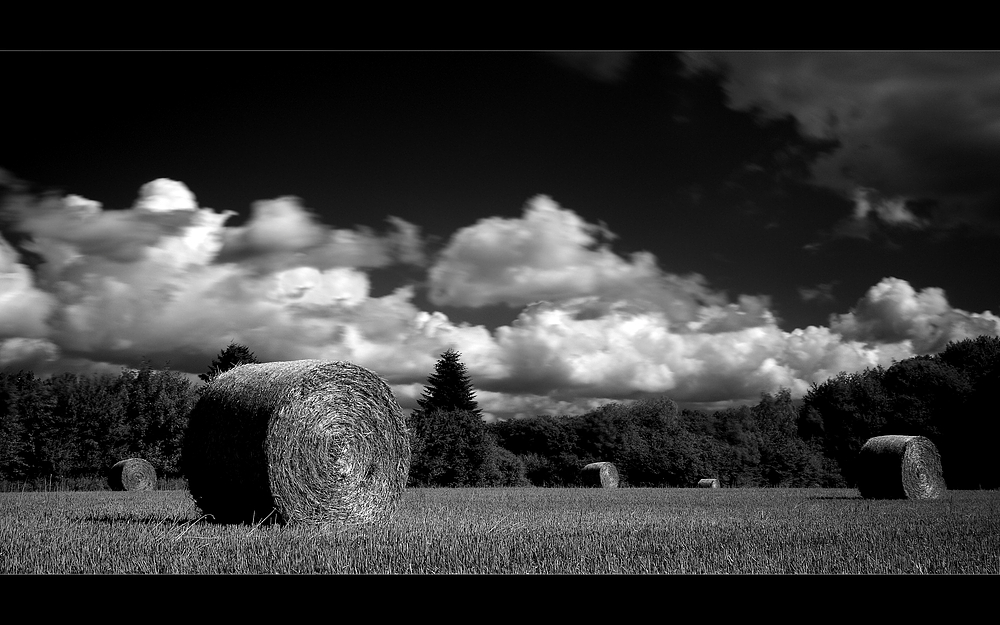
3;50;999;420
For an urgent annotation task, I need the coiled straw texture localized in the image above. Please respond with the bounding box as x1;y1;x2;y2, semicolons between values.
857;434;946;500
581;462;620;488
108;458;157;491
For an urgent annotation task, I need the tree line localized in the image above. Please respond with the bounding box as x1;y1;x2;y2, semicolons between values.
0;342;258;488
411;385;835;489
408;338;1000;489
1;337;997;489
0;364;198;485
797;335;999;490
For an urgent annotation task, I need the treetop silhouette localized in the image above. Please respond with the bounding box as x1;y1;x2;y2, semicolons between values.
415;348;482;418
200;341;260;383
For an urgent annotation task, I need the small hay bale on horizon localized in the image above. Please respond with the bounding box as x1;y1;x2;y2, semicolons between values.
108;458;157;491
697;478;720;488
581;462;620;488
857;434;946;500
182;359;411;529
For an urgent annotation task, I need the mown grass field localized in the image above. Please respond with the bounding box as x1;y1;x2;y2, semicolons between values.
2;487;997;574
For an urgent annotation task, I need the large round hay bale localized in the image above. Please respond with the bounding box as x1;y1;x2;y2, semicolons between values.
182;360;411;528
581;462;619;488
857;435;946;500
108;458;157;491
697;478;720;488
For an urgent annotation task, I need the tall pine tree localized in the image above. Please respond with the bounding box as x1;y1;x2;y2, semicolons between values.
200;342;260;383
415;349;482;419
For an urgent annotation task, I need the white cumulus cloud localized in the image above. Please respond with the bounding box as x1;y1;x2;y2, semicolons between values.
829;277;1000;354
0;234;56;339
133;179;199;212
217;196;425;270
462;295;915;408
0;179;440;379
3;177;998;418
428;195;770;332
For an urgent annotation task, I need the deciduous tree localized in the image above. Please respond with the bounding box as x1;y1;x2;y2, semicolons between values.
407;408;494;487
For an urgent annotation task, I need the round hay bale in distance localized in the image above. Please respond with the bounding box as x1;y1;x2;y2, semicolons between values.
857;435;946;500
581;462;619;488
182;360;411;528
108;458;157;491
697;478;720;488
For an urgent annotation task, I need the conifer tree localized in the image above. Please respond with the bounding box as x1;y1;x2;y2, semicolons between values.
200;342;260;383
415;348;482;418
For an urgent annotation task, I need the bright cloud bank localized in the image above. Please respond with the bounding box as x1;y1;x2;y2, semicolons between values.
1;180;996;419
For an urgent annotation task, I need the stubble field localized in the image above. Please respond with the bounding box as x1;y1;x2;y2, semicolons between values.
2;487;997;574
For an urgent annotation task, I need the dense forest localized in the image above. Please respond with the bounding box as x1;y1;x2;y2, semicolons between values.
1;336;998;490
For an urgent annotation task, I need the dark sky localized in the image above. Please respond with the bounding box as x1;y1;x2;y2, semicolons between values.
3;51;999;418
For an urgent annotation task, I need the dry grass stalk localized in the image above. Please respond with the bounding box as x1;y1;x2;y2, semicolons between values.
108;458;157;491
697;478;720;488
182;360;411;529
581;462;620;488
857;434;946;500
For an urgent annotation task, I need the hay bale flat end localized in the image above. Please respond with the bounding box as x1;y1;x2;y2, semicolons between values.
108;458;157;491
581;462;620;488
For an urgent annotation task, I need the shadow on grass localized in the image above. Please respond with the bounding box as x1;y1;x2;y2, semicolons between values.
69;513;204;525
72;512;287;529
807;495;863;500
